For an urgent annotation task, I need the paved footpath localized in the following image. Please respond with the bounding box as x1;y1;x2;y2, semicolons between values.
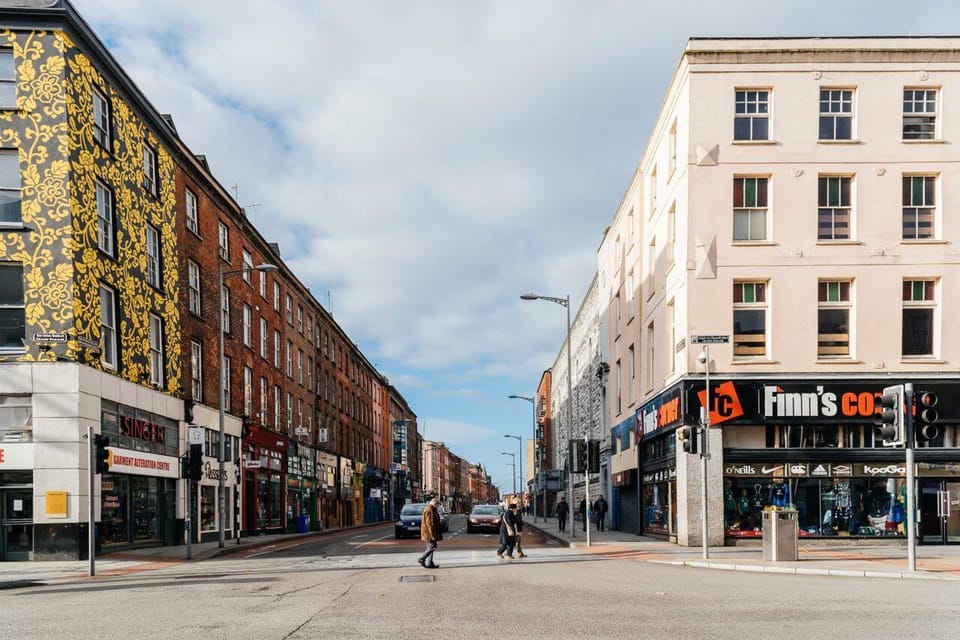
527;514;960;581
3;519;960;588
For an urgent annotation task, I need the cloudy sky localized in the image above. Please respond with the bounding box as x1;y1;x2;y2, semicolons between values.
73;0;957;493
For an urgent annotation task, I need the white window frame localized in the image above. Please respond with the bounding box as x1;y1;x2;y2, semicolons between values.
142;144;157;196
242;303;252;347
733;176;769;242
0;262;25;352
818;280;852;359
185;188;199;235
259;317;268;358
902;174;936;240
273;385;281;430
96;180;114;256
286;340;293;377
273;282;280;311
734;88;770;141
0;49;16;108
273;330;281;368
259;377;268;425
297;349;304;385
187;260;201;315
242;249;253;285
146;224;161;288
903;88;938;141
149;313;163;387
902;279;937;358
819;88;854;141
222;356;232;413
733;281;768;358
243;366;253;417
218;221;229;260
818;175;852;241
99;284;117;369
190;340;203;402
92;86;111;149
0;150;22;226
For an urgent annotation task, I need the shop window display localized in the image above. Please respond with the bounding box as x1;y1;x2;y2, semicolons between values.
200;485;216;531
724;476;906;538
643;482;671;535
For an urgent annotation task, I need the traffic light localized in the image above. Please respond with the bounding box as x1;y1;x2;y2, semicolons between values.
568;440;586;474
94;434;110;474
877;384;905;447
587;439;600;473
677;426;698;454
916;390;940;442
188;443;203;482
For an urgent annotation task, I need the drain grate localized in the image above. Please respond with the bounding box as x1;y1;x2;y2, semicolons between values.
399;575;435;582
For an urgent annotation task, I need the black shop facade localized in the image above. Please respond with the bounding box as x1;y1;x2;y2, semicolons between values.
680;376;960;544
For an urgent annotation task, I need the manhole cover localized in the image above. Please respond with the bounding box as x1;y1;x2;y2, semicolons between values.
399;575;435;582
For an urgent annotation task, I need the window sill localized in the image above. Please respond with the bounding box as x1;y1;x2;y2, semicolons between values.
815;358;862;365
0;348;26;356
731;240;777;247
0;223;26;231
730;358;779;365
816;240;862;246
901;139;944;144
900;358;944;364
817;139;861;145
731;140;777;145
901;239;947;245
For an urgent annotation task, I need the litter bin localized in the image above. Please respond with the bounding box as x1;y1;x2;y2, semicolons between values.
295;514;309;534
761;509;798;561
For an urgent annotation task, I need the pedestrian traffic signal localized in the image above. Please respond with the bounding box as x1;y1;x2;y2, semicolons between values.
94;434;110;474
184;397;195;423
569;440;586;474
188;443;203;482
877;384;905;447
587;439;600;474
916;390;940;442
677;426;697;454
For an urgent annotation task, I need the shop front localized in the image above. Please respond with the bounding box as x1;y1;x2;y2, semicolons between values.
339;457;355;527
364;466;385;523
680;376;960;544
638;384;683;539
99;403;179;550
317;450;337;530
242;426;286;534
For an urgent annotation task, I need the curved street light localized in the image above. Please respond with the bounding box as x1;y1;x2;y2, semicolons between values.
508;394;539;521
501;451;516;497
521;291;586;543
218;262;278;548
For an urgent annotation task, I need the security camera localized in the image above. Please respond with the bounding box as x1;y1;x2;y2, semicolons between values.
697;351;707;364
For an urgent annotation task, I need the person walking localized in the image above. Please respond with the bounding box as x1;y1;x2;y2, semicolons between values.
514;502;527;558
578;498;587;532
593;495;608;532
417;497;443;569
496;503;519;559
555;496;569;533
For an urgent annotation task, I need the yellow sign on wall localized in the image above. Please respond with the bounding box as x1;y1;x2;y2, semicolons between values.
45;491;67;518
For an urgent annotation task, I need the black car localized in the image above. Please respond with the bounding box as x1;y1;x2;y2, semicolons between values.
466;504;503;533
394;503;449;539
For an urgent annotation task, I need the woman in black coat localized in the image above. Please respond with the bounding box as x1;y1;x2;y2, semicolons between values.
496;503;519;559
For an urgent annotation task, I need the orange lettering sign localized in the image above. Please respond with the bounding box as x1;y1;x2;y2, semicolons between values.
0;448;4;463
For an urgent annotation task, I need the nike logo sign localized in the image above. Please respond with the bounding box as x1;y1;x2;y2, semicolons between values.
762;466;783;474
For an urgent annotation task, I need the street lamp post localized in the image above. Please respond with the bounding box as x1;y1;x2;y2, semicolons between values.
521;292;580;541
504;434;523;513
697;345;710;560
219;262;277;548
501;452;516;497
508;394;538;521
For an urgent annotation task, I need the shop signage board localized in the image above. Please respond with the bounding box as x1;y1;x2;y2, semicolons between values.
0;443;32;469
33;332;68;343
244;460;262;469
685;379;960;426
108;447;179;478
77;335;99;350
690;335;729;344
723;461;905;478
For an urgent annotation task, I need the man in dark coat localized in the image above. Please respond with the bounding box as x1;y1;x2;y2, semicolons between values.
578;498;587;531
555;496;569;533
593;495;608;532
514;502;527;558
418;497;443;569
496;503;519;559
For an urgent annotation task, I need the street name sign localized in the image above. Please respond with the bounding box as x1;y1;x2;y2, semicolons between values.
691;335;729;344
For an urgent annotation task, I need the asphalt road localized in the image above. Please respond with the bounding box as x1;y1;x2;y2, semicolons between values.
2;515;958;640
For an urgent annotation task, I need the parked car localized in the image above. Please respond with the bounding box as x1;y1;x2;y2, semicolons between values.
466;504;503;534
394;503;449;539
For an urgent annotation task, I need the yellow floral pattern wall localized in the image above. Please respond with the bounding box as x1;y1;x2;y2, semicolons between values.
0;29;181;392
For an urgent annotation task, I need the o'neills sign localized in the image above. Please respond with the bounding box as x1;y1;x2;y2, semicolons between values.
120;416;167;444
108;447;179;479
